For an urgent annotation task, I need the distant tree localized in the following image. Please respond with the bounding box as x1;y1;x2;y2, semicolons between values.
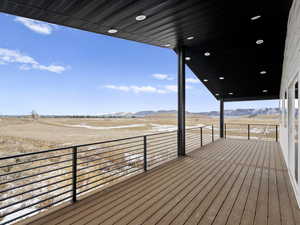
31;110;39;120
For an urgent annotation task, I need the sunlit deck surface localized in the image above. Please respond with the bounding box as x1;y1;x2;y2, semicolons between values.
24;139;300;225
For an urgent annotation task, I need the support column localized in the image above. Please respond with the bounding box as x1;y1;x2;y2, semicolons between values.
220;99;224;138
178;46;186;156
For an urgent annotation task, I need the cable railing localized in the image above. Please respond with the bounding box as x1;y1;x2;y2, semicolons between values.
224;123;279;142
186;125;217;153
0;125;215;225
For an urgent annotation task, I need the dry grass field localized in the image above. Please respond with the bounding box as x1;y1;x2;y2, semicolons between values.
0;114;278;157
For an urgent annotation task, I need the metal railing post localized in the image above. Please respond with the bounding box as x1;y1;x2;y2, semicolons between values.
177;46;186;156
220;99;224;138
72;146;77;203
200;127;203;147
276;125;278;142
248;124;250;140
212;125;214;142
143;136;147;171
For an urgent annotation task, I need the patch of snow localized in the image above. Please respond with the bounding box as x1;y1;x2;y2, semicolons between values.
1;206;38;224
150;124;208;132
124;153;142;163
250;127;274;134
65;123;145;130
150;124;177;132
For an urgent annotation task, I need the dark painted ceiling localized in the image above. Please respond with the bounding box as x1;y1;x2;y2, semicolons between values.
0;0;293;101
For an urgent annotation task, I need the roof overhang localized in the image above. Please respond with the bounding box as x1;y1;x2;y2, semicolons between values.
0;0;293;101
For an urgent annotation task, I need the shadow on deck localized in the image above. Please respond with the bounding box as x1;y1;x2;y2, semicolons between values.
20;139;300;225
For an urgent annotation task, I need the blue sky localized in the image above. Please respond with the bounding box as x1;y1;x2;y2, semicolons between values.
0;13;278;115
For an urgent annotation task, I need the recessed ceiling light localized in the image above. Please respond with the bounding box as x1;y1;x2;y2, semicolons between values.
108;28;118;34
260;70;267;74
185;57;191;61
256;39;264;45
203;79;208;82
135;15;147;21
262;89;268;93
164;44;171;47
219;77;224;80
187;36;194;40
204;52;211;56
251;15;261;21
228;92;234;95
215;93;219;96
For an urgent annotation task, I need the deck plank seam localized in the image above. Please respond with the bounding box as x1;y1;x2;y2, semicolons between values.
163;142;247;224
195;140;261;225
166;142;252;224
269;142;282;225
216;139;263;225
253;140;269;225
182;142;253;225
239;140;266;225
153;142;248;225
225;141;263;225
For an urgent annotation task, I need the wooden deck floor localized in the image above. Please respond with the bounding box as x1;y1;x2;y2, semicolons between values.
25;139;300;225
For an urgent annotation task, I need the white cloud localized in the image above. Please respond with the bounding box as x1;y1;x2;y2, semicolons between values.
0;48;37;64
186;78;200;83
0;48;68;73
130;86;162;94
15;17;56;35
33;64;67;73
104;85;167;94
164;85;192;93
104;85;130;92
104;84;193;94
152;73;173;80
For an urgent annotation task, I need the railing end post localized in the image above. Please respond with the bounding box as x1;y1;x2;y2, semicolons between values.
276;125;278;142
248;124;250;140
200;127;203;147
72;146;78;203
143;136;147;171
212;124;214;142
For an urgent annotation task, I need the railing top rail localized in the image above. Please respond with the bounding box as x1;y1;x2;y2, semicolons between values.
225;123;278;126
0;125;209;161
0;135;143;160
185;125;212;131
144;129;177;137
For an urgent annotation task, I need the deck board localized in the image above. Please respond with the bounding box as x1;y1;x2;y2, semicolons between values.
24;139;300;225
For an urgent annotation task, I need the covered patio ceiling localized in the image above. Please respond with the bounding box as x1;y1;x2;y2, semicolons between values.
0;0;292;101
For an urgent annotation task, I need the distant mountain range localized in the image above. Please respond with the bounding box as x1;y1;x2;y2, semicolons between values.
1;108;280;118
197;107;280;117
100;108;280;118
